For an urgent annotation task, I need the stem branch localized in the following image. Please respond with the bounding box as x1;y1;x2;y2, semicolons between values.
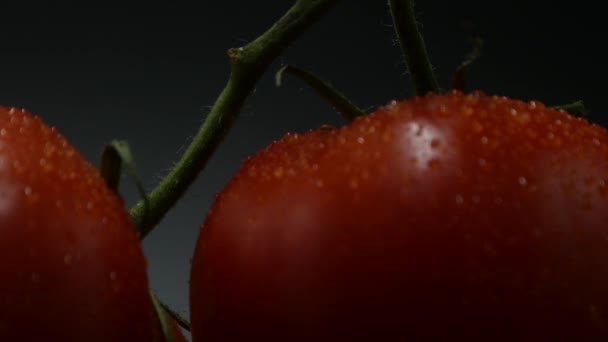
130;0;338;238
389;0;439;95
276;64;365;121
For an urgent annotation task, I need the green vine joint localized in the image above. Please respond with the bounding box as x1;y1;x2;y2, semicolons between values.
129;0;339;239
99;140;150;236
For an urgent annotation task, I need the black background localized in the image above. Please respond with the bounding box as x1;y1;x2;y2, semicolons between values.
1;1;604;338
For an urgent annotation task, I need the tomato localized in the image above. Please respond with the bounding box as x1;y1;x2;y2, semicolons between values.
0;106;164;340
162;309;188;342
171;325;187;342
168;317;188;342
190;90;608;340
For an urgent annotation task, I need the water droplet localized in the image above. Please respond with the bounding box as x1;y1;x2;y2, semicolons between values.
21;294;32;308
356;136;365;144
86;202;94;211
516;113;531;124
580;201;592;211
24;186;32;196
480;136;489;144
385;100;398;110
547;132;555;140
361;169;370;180
427;159;441;169
455;195;464;205
109;271;117;280
315;179;324;188
483;242;497;255
588;305;600;322
472;121;483;133
599;180;608;198
63;254;72;265
478;158;487;167
111;282;122;293
26;218;37;229
26;246;37;258
510;108;518;116
592;138;601;146
518;177;528;186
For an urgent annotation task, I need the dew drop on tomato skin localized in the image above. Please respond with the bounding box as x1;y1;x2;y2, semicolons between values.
0;107;164;341
191;92;608;340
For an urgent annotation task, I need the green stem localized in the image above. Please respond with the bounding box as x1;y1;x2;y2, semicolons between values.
157;298;191;332
150;292;176;342
389;0;439;95
275;64;366;122
552;100;586;117
451;36;483;92
130;0;338;238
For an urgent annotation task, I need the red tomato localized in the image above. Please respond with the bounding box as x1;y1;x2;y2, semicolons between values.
167;314;188;342
190;91;608;340
0;107;163;340
159;308;188;342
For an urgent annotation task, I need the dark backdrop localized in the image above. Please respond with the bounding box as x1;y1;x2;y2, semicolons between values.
1;1;604;338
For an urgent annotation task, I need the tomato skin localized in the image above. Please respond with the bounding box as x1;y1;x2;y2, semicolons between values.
0;107;162;340
167;313;188;342
190;91;608;340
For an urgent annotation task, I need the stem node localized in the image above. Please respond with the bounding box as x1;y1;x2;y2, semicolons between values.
129;0;339;238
